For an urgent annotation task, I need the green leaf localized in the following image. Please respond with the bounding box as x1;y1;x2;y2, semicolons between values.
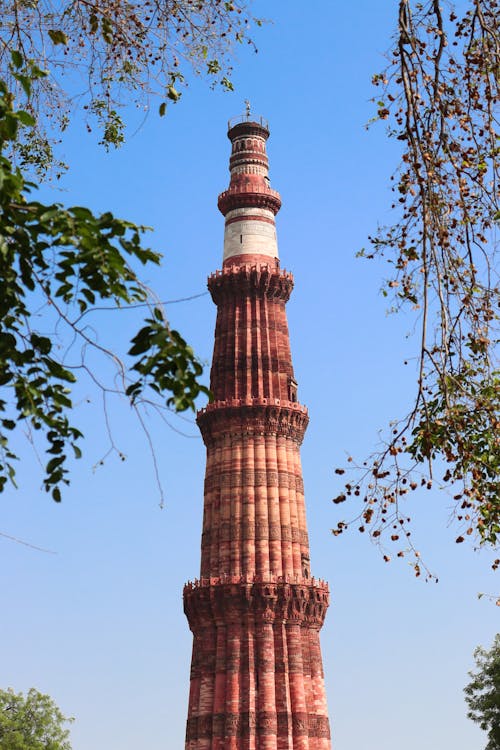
15;74;32;97
17;110;36;127
69;206;94;220
46;456;65;474
45;359;76;382
48;29;69;46
10;50;23;69
30;333;52;354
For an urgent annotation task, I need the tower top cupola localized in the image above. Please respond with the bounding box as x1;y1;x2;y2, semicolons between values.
218;111;281;266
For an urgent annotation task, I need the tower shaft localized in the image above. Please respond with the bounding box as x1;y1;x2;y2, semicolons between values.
184;116;332;749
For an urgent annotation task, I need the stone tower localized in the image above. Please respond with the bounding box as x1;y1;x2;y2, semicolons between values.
183;115;331;749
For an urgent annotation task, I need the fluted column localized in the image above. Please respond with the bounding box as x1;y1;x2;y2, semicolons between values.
183;116;332;749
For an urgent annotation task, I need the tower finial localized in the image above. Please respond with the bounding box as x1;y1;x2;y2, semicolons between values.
244;99;251;119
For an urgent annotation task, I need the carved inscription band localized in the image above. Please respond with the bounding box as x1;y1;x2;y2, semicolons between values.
204;469;305;492
186;712;331;740
202;525;309;546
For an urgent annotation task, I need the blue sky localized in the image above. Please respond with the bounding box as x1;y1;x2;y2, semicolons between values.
2;2;498;749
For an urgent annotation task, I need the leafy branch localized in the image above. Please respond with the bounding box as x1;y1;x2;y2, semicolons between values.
0;0;261;172
333;0;499;576
0;56;209;502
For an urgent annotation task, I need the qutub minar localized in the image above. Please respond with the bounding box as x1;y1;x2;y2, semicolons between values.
183;111;332;749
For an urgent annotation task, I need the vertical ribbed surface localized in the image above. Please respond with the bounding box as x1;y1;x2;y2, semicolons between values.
184;118;331;749
209;267;295;404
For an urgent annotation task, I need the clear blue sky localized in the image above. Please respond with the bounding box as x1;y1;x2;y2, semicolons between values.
2;2;498;749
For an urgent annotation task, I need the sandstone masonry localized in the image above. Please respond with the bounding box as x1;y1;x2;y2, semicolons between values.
183;115;332;750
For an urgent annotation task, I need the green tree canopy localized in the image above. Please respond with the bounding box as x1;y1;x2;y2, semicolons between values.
465;634;500;750
0;688;73;750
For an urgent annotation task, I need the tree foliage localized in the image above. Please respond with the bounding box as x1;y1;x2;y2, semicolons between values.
465;634;500;750
0;0;260;171
0;687;73;750
0;2;258;503
0;58;209;503
333;0;499;575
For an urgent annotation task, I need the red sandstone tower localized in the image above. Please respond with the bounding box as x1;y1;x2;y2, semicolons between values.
183;114;331;749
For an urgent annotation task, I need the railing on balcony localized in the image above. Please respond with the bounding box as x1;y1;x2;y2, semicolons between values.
228;114;269;130
218;183;281;201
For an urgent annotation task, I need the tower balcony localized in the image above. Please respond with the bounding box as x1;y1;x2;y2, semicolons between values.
218;184;282;215
183;575;330;632
196;398;309;445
